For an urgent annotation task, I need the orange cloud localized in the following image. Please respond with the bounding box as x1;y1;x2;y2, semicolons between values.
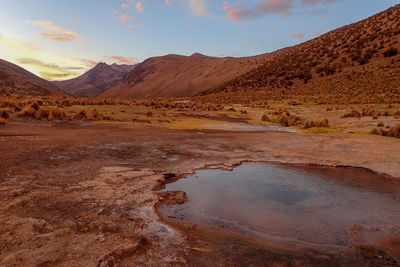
25;20;78;42
221;0;343;22
117;14;135;31
290;33;305;39
107;56;138;65
122;0;134;9
136;2;144;12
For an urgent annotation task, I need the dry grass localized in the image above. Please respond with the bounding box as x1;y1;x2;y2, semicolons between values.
370;124;400;138
0;117;7;125
0;109;10;119
304;119;329;129
72;109;88;120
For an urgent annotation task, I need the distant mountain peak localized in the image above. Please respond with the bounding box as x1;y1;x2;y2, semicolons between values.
190;53;212;58
54;61;137;97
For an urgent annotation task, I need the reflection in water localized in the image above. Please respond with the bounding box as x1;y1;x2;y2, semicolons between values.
160;163;400;248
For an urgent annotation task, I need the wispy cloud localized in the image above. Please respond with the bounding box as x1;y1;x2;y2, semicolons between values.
136;2;144;12
116;14;136;31
25;20;79;42
0;33;98;81
107;56;138;65
220;0;343;22
188;0;208;16
165;0;209;17
290;33;305;39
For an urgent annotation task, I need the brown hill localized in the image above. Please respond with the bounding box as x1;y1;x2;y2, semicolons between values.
0;59;64;96
54;62;136;97
100;53;271;98
200;4;400;104
102;4;400;104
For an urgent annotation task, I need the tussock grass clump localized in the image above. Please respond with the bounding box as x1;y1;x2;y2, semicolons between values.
0;117;7;125
72;109;88;120
48;108;66;120
341;109;361;118
89;109;104;120
261;114;270;122
18;105;65;120
261;111;304;127
0;109;10;119
304;119;329;129
370;124;400;138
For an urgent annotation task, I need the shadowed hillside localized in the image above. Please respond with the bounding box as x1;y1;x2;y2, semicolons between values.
200;4;400;104
0;59;64;96
54;62;136;97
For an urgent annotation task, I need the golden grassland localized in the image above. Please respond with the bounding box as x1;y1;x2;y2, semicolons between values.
0;96;399;138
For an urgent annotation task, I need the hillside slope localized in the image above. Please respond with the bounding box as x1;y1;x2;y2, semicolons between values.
54;63;136;97
100;53;271;98
200;4;400;104
0;59;64;96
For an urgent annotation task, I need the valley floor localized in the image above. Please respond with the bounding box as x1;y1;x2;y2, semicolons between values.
0;116;400;266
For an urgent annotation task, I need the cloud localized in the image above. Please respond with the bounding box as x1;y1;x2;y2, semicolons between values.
116;14;135;31
110;8;118;14
188;0;208;16
25;20;79;42
107;56;138;65
122;1;133;9
0;32;98;81
164;0;209;17
117;14;134;24
312;30;323;37
136;2;144;12
221;0;343;22
290;33;305;39
16;57;87;80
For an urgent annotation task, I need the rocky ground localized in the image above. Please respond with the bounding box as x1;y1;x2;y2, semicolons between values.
1;120;400;266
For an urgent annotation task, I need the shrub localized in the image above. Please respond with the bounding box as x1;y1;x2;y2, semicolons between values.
383;47;398;57
370;124;400;138
261;114;270;122
341;109;361;118
0;109;10;119
90;109;104;120
0;117;7;125
304;119;329;129
30;101;41;111
72;109;88;120
18;106;37;118
377;122;384;127
48;108;66;120
386;124;400;138
369;128;381;135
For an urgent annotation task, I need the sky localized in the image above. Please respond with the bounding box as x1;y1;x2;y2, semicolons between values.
0;0;399;81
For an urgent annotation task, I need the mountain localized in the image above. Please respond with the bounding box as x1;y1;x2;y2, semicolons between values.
101;4;400;103
54;62;136;97
190;53;214;59
200;4;400;104
100;53;270;98
0;59;64;96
